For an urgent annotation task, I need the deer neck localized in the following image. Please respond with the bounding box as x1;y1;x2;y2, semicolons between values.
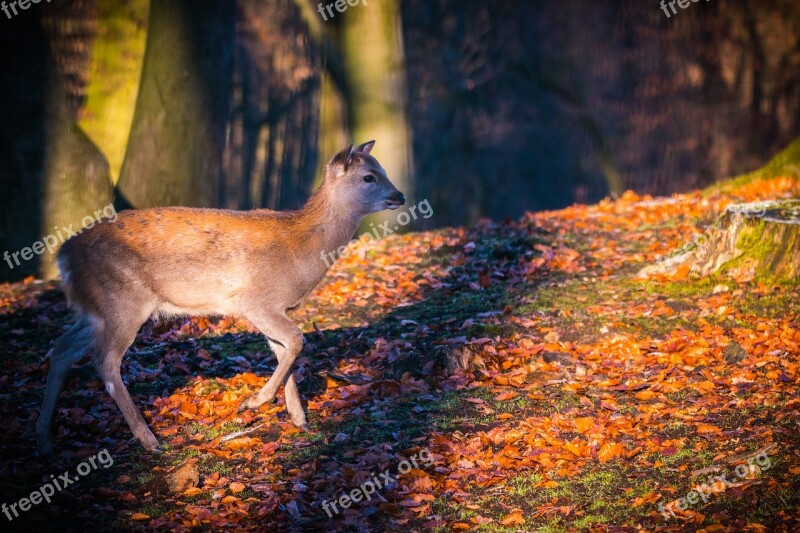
296;185;363;269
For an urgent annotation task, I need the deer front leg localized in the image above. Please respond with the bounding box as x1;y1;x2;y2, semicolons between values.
239;312;307;428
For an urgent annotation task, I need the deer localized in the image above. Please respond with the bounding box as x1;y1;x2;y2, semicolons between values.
36;141;405;454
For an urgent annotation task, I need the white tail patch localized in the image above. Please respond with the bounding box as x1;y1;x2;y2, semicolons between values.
57;254;71;287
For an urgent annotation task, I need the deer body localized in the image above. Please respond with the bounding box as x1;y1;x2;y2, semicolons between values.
37;142;405;453
62;205;362;319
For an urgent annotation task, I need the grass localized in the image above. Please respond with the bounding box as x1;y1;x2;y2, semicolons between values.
186;420;246;440
429;464;659;531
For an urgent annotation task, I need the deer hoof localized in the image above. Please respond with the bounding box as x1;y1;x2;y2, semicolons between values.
238;394;276;413
37;442;55;458
148;444;167;455
37;434;55;457
139;431;161;452
238;396;261;413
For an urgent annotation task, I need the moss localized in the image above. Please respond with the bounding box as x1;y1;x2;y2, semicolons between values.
640;277;726;299
282;430;327;464
507;472;544;498
429;496;479;531
704;136;800;195
132;501;171;520
511;466;653;528
654;445;695;467
399;284;510;325
79;0;149;184
199;454;235;477
617;314;693;337
717;215;800;282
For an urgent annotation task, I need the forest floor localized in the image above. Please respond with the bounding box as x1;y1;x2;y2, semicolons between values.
1;157;800;531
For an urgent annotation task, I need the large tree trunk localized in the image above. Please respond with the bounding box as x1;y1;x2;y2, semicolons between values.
78;0;149;185
290;0;355;193
1;2;113;281
339;0;413;229
116;0;235;208
0;11;52;281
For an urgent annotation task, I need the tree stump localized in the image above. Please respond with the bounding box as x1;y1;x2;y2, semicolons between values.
639;199;800;281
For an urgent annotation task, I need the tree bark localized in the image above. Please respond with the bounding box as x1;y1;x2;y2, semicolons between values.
78;0;149;185
1;3;113;281
639;200;800;282
339;0;413;230
116;0;235;208
690;200;800;281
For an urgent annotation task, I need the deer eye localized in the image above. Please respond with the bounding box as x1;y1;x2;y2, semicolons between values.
363;174;376;183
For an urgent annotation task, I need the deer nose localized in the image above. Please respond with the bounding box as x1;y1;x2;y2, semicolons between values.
392;192;406;205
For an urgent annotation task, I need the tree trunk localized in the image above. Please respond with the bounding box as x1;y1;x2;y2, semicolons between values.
1;3;113;281
78;0;149;185
222;0;322;211
339;0;413;230
0;12;52;282
116;0;235;208
689;200;800;281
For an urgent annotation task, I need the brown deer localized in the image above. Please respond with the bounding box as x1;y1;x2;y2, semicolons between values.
36;141;405;454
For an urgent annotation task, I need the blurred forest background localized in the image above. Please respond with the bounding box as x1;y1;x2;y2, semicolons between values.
1;0;799;281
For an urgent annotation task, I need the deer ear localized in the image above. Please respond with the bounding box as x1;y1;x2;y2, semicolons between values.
331;144;356;174
357;140;375;155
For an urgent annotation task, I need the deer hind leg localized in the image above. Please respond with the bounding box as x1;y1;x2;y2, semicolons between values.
239;312;307;428
269;338;308;429
37;315;95;455
91;314;159;451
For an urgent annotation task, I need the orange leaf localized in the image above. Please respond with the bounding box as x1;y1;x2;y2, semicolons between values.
564;441;584;456
229;481;246;493
495;392;519;401
500;510;525;526
598;442;623;463
239;373;262;386
574;417;594;434
634;390;656;401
